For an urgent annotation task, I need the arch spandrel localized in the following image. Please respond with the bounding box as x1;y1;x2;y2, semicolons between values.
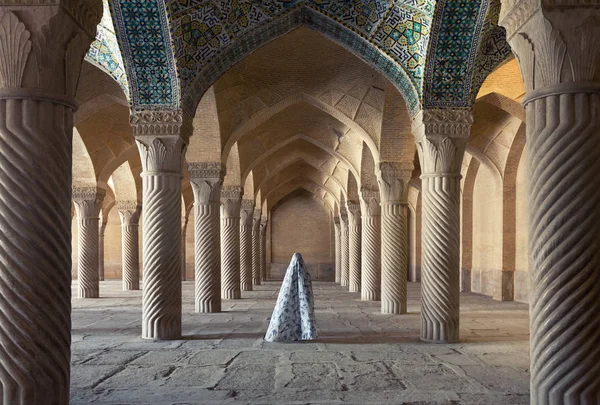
243;171;255;200
360;142;379;191
72;128;97;189
224;142;242;187
188;86;222;163
110;161;138;203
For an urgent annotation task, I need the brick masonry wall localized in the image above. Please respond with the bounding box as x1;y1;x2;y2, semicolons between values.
269;194;334;281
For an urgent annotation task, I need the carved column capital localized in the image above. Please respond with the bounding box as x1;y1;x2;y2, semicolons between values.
72;186;105;218
252;209;262;227
500;1;600;96
360;189;381;217
260;215;268;229
240;199;255;226
189;162;224;205
0;2;102;99
346;201;362;226
377;162;412;204
413;108;473;176
333;216;341;229
221;186;242;218
116;200;140;225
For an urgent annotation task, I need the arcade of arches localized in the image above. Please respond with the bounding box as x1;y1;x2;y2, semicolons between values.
0;1;599;404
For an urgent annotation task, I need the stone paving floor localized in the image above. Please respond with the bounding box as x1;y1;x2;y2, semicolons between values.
71;280;530;405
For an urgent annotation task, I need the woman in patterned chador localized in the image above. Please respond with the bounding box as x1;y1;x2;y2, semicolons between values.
264;253;318;342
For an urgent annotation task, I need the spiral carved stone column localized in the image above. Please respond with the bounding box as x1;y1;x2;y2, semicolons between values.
260;216;268;282
333;216;341;284
360;190;381;301
347;202;362;293
413;109;473;343
340;209;350;288
378;164;412;314
118;201;141;291
131;110;189;340
500;6;600;403
181;216;188;281
240;200;254;292
73;187;105;298
221;186;242;299
252;209;262;286
0;4;101;403
99;221;107;281
189;163;223;313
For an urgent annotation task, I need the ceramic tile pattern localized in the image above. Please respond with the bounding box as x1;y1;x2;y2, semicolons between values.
107;0;511;112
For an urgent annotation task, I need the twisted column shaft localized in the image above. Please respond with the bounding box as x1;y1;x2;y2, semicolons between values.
189;163;223;313
132;111;188;340
381;204;408;313
260;217;268;282
347;203;362;293
413;109;472;343
181;220;187;281
499;8;600;402
73;188;105;299
239;200;254;292
0;5;101;403
118;202;140;291
360;192;381;301
0;98;75;405
221;187;242;299
340;217;350;287
334;218;341;284
527;92;600;405
99;222;107;281
252;209;261;286
420;175;461;342
378;164;412;314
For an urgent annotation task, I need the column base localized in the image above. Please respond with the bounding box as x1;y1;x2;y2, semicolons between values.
361;291;380;301
381;301;407;315
420;336;459;344
222;291;241;300
196;301;221;313
241;282;253;292
78;289;99;298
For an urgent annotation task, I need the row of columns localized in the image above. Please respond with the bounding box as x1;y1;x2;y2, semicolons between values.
0;2;598;403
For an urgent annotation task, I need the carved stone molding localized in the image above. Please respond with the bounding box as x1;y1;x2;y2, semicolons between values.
0;12;31;89
360;189;381;217
240;199;255;225
117;200;140;226
378;163;412;204
72;186;105;218
0;2;101;99
500;4;600;94
346;201;362;226
136;137;186;174
130;110;183;137
188;162;224;180
412;108;474;140
189;163;224;205
221;186;242;218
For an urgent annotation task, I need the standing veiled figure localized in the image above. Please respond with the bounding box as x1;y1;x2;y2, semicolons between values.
264;253;318;342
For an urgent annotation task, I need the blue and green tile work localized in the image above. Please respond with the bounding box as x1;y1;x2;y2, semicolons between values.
106;0;511;114
86;0;129;99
